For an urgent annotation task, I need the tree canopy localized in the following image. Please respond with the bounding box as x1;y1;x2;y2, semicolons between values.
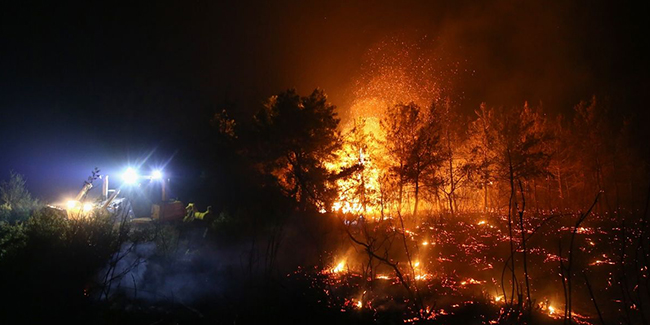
252;89;341;211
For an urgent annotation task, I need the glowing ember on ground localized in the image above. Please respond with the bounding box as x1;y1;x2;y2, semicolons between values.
309;202;638;324
459;278;484;286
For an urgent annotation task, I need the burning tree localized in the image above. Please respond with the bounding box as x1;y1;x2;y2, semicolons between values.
467;103;499;213
437;98;472;218
327;118;382;216
544;115;574;210
380;102;444;219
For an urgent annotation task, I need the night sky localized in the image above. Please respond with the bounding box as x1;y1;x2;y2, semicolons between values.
1;0;647;201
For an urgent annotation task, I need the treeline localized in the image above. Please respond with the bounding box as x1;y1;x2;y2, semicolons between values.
364;96;648;217
207;90;648;217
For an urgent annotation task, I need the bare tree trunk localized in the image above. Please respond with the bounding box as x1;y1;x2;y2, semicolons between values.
448;150;455;218
557;167;564;210
507;150;517;305
532;179;539;213
563;193;600;325
565;174;572;209
398;163;404;216
517;180;532;309
559;242;569;323
396;210;423;310
342;218;423;312
413;173;420;219
595;156;610;212
484;183;489;213
583;270;606;325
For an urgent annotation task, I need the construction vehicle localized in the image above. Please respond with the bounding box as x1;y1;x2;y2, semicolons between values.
63;170;184;223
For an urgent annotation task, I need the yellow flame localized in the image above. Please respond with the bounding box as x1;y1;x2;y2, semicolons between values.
332;261;346;273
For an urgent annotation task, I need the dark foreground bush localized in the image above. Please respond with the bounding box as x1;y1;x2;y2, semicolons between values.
0;208;123;324
0;171;41;224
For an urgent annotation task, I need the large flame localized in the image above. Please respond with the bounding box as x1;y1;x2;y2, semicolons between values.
324;37;451;218
325;118;384;216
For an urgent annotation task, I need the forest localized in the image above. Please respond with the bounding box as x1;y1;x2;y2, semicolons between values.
1;86;648;325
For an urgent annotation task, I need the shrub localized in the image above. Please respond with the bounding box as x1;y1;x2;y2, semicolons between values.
0;208;124;323
0;171;40;223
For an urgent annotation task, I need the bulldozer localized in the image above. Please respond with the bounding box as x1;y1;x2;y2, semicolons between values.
63;174;185;223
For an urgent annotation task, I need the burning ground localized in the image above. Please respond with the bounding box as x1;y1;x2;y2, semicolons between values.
294;209;642;324
21;204;642;324
1;75;649;324
0;14;649;324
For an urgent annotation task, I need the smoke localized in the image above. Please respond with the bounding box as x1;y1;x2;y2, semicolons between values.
96;217;330;306
98;233;234;304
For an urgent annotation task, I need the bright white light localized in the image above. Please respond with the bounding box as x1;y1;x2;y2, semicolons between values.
66;200;78;209
83;203;93;213
151;170;163;180
122;168;138;185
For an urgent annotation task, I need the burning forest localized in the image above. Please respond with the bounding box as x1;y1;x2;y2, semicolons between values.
244;85;649;324
1;1;649;324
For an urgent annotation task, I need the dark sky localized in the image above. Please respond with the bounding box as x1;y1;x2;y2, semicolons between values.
1;0;647;201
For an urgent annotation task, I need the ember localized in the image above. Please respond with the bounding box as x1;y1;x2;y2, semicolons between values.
1;3;647;324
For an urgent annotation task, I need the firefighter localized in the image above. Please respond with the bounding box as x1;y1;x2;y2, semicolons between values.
183;203;212;222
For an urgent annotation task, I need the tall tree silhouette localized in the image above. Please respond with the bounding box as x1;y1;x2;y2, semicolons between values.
381;102;443;218
252;89;341;211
